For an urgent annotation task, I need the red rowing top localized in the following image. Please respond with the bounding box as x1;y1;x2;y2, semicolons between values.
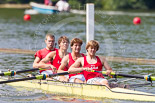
34;48;57;73
83;56;104;81
52;49;68;71
68;53;85;78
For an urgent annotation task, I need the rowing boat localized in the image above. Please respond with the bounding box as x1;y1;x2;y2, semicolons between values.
26;2;86;15
0;78;155;102
29;2;58;14
0;70;154;101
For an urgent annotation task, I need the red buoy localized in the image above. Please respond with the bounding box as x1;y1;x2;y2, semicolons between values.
24;14;31;21
133;17;141;25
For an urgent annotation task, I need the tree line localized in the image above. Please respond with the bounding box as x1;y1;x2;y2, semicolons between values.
1;0;155;10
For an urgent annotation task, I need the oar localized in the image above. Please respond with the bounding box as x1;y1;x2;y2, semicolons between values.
0;68;46;76
91;70;155;81
0;72;69;84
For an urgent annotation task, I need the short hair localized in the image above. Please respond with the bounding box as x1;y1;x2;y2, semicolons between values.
45;33;55;40
58;36;69;45
70;38;83;47
86;40;99;51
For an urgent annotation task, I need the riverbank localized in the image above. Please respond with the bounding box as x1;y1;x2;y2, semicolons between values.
0;4;30;9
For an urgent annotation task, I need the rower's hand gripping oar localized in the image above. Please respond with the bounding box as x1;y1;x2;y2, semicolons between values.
0;72;69;84
91;70;155;81
0;68;47;76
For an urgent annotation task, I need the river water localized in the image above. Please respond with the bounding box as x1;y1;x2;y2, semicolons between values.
0;8;155;103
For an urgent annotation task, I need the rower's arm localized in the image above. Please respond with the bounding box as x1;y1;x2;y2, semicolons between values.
33;57;41;68
58;55;70;82
102;57;113;76
68;57;84;73
58;55;69;73
38;52;55;69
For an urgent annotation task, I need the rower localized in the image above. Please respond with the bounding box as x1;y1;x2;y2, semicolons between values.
68;40;113;88
58;38;86;83
56;0;70;12
44;0;53;6
38;36;69;75
33;34;57;74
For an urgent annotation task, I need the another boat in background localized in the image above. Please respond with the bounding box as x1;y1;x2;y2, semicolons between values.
25;2;58;15
24;9;39;15
25;2;85;15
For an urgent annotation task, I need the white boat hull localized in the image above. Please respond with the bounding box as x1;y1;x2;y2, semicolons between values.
30;2;58;14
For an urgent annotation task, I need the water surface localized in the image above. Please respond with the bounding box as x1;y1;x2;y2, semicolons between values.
0;8;155;103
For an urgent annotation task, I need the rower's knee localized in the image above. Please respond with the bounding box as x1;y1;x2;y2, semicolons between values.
101;79;109;85
74;78;84;83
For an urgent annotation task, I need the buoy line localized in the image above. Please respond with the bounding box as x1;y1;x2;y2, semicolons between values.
0;48;35;54
96;11;155;17
0;48;155;65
